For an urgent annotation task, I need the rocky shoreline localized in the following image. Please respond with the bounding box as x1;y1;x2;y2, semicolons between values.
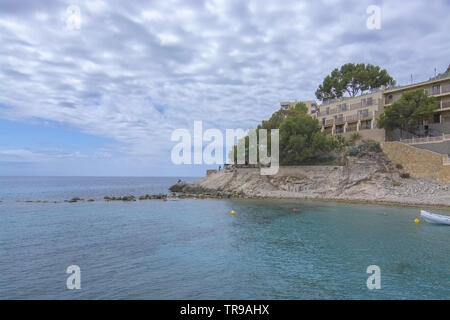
169;150;450;208
12;192;235;204
8;150;450;209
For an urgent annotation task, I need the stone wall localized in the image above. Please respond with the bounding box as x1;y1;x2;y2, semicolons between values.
341;128;385;142
381;141;450;182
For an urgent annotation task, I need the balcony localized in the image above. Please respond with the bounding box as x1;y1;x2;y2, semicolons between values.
426;83;450;96
441;84;450;94
441;100;450;109
335;118;345;125
329;108;339;115
321;112;377;127
349;102;362;110
346;114;359;123
359;114;372;121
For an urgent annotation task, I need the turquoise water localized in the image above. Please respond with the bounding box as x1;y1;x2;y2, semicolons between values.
0;177;449;299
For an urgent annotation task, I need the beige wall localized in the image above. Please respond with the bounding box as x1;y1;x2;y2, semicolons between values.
341;128;386;142
381;141;450;183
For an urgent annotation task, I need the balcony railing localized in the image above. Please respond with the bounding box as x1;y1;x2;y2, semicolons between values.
329;108;339;115
321;112;378;127
441;100;450;109
441;84;450;94
346;114;358;122
349;102;362;110
360;114;372;121
400;134;450;144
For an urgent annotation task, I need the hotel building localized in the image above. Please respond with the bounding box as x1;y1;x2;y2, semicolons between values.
281;72;450;143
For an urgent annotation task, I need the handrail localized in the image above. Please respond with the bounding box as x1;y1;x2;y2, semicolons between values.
401;134;450;145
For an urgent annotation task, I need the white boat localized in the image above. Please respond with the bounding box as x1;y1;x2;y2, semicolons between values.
420;210;450;225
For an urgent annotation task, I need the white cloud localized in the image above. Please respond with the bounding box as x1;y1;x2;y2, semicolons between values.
0;0;449;174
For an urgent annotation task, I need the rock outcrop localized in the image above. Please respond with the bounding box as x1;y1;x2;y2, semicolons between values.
169;181;188;192
170;151;450;207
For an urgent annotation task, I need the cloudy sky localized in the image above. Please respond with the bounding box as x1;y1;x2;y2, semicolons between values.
1;0;449;176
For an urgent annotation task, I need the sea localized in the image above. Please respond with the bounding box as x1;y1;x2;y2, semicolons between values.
0;176;449;299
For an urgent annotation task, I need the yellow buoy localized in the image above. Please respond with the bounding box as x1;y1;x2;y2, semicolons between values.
231;210;235;215
414;218;420;224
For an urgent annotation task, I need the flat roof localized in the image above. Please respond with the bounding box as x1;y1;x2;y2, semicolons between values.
385;74;450;94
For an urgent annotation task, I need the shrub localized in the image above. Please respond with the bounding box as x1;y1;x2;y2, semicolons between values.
360;140;382;153
350;132;361;143
400;172;410;179
348;146;360;157
396;163;403;169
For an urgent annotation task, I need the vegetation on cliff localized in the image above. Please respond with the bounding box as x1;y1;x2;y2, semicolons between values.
230;102;346;165
230;62;396;165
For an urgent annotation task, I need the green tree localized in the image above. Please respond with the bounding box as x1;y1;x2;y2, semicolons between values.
377;89;439;133
279;114;335;164
315;63;395;101
230;103;343;165
258;109;286;130
257;102;308;131
291;102;308;114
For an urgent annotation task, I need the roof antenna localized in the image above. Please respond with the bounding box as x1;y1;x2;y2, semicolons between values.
410;74;413;84
434;68;437;77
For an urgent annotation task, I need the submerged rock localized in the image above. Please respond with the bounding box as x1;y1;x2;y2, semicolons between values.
138;194;168;200
66;197;83;203
103;195;136;201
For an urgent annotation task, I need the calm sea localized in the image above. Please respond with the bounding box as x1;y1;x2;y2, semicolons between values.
0;176;449;299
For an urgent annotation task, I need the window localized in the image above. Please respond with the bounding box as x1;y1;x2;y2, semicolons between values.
432;84;440;95
433;113;441;124
361;98;366;106
326;107;330;115
367;97;373;105
322;118;326;125
359;109;369;118
335;125;343;134
385;95;393;104
341;103;347;111
362;120;371;129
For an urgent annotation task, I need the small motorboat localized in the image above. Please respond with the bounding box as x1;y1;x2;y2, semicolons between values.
420;210;450;225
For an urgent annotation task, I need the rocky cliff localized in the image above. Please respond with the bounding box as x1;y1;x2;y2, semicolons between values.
170;151;450;207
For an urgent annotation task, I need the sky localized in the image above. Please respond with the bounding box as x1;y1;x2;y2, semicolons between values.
1;0;450;176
